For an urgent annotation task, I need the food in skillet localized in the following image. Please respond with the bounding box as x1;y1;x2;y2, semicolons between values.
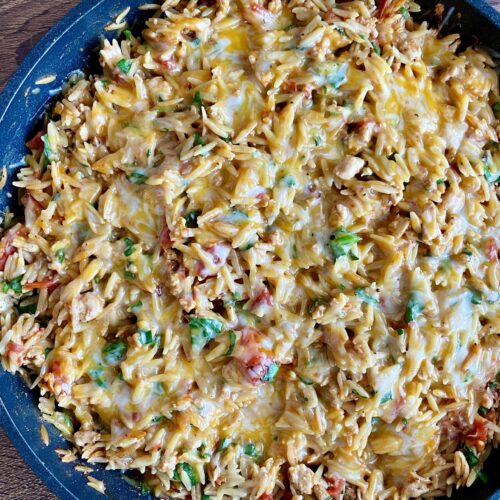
0;0;499;497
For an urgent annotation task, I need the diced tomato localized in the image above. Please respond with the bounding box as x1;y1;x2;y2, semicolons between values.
131;411;141;423
325;476;345;500
465;419;489;447
486;238;498;262
439;411;468;440
26;131;45;151
250;2;266;13
158;57;175;71
7;342;23;354
240;353;274;385
159;227;173;250
252;288;274;309
0;225;28;271
259;494;273;500
24;278;59;292
377;0;390;18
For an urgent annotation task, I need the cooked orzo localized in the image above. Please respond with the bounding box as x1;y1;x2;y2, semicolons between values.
0;0;499;498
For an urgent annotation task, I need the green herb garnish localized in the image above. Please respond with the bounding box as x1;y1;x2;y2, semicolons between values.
103;340;127;365
328;227;362;260
354;288;379;306
117;58;132;74
184;209;202;228
224;331;236;356
404;292;424;324
189;317;224;354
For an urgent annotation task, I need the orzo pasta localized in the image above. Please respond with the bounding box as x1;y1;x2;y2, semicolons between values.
1;0;499;498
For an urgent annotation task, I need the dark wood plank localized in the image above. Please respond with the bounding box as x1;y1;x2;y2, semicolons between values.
0;0;498;498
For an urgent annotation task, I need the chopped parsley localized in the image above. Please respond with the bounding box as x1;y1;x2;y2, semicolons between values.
123;29;132;40
396;328;405;336
124;270;136;280
478;406;489;417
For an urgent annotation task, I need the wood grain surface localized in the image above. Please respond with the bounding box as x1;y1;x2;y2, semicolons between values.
0;1;499;499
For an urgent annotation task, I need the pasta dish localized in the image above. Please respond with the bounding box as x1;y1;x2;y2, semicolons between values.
0;0;499;498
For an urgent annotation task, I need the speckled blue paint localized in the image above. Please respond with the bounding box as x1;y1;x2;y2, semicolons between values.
0;0;498;499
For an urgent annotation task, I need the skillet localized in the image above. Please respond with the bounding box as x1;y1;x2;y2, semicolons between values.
0;0;499;498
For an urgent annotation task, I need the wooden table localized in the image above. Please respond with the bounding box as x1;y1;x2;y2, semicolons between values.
0;0;499;498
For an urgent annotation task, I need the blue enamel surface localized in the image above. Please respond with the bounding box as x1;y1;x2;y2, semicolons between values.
0;1;498;498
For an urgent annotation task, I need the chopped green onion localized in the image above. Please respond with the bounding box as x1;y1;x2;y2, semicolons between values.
281;175;297;187
370;40;381;55
399;6;410;20
184;209;202;228
2;276;23;295
201;494;211;500
299;375;314;385
262;362;279;382
463;445;479;467
469;288;482;305
130;301;143;314
328;227;362;260
123;476;151;496
117;58;132;74
313;136;321;146
151;415;166;423
478;406;489;417
217;437;231;453
191;37;201;47
193;91;203;108
335;26;347;36
354;287;379;306
124;270;136;280
55;249;65;264
380;392;393;404
194;132;205;146
138;329;156;345
404;292;424;324
44;347;53;357
483;163;500;184
173;463;199;487
477;470;489;484
436;178;445;185
127;171;148;185
307;297;329;315
243;443;258;457
124;237;135;256
396;328;405;336
402;417;409;425
16;296;38;315
123;29;132;40
189;317;224;354
89;367;108;388
224;331;236;356
103;340;127;365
